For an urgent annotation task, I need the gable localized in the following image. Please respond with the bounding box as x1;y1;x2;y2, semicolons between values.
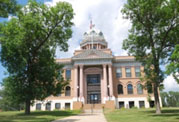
72;49;113;60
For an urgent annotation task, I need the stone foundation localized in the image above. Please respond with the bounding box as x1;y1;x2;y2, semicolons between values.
73;101;83;110
104;100;115;109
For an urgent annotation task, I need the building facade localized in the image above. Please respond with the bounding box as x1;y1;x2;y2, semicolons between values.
31;25;162;111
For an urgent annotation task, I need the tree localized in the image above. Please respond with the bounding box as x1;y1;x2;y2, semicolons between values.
122;0;178;114
0;0;20;18
0;81;24;111
166;44;179;83
160;91;179;107
0;0;74;114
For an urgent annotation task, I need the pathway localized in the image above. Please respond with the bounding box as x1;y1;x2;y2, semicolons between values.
52;113;107;122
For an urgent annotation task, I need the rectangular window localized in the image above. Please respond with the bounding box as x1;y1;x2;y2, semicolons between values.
125;67;131;77
135;67;141;77
66;69;71;79
139;101;145;108
36;103;41;110
57;93;61;96
55;103;61;109
119;102;124;109
87;74;100;84
65;103;71;109
116;68;122;78
129;101;134;108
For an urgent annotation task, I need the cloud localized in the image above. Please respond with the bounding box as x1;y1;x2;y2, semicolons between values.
46;0;130;58
163;75;179;92
47;0;179;92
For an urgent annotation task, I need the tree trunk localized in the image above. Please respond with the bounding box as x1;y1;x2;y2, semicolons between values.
154;83;161;114
25;99;31;115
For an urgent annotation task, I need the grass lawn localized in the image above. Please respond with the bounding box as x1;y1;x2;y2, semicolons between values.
104;107;179;122
0;110;80;122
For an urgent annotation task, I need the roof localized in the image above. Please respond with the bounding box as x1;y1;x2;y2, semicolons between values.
72;49;113;60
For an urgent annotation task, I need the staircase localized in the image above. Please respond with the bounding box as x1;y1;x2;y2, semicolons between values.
83;104;104;113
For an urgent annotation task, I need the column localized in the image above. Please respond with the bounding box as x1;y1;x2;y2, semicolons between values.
74;65;78;98
108;64;114;97
103;64;108;97
79;65;84;98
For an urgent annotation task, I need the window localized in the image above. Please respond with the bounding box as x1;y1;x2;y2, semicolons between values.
116;68;122;78
55;103;61;109
149;101;155;108
93;45;97;49
125;67;131;77
36;103;41;110
127;84;133;94
137;84;143;94
57;93;61;96
119;102;124;109
87;74;100;84
135;67;141;77
139;101;145;108
129;101;134;108
147;83;153;93
66;69;71;79
65;86;71;96
65;103;71;109
45;103;51;111
118;84;123;94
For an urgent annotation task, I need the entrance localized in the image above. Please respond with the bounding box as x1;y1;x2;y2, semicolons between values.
87;74;101;104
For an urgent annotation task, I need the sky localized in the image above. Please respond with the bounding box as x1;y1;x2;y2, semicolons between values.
0;0;179;92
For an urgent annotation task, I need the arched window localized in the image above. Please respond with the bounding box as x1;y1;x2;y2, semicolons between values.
65;86;71;96
147;83;153;93
137;84;143;94
127;84;133;94
45;103;51;111
118;84;123;94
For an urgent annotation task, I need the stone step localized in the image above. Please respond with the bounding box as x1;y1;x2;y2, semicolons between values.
83;109;103;113
83;104;104;109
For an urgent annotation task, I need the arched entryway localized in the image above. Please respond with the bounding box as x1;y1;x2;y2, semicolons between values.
84;67;102;104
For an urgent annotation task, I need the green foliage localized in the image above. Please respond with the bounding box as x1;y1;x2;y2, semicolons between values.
0;0;21;18
0;0;74;114
160;91;179;107
166;44;179;83
122;0;179;113
0;87;24;111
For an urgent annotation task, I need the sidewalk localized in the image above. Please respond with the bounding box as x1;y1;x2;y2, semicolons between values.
52;113;107;122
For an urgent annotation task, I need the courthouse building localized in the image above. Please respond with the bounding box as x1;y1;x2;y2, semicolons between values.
31;23;161;111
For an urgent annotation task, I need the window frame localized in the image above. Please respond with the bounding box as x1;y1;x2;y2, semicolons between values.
118;84;123;94
36;103;41;110
116;67;122;78
65;69;71;79
137;83;143;94
55;103;61;109
127;84;133;94
65;86;71;96
125;67;131;77
135;67;141;77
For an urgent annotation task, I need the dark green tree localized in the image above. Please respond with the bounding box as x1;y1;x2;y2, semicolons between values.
0;81;24;111
166;44;179;83
122;0;179;114
0;0;74;114
0;0;20;18
160;91;179;107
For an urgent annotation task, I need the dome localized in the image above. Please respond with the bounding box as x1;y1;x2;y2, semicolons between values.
82;28;105;43
80;21;108;50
